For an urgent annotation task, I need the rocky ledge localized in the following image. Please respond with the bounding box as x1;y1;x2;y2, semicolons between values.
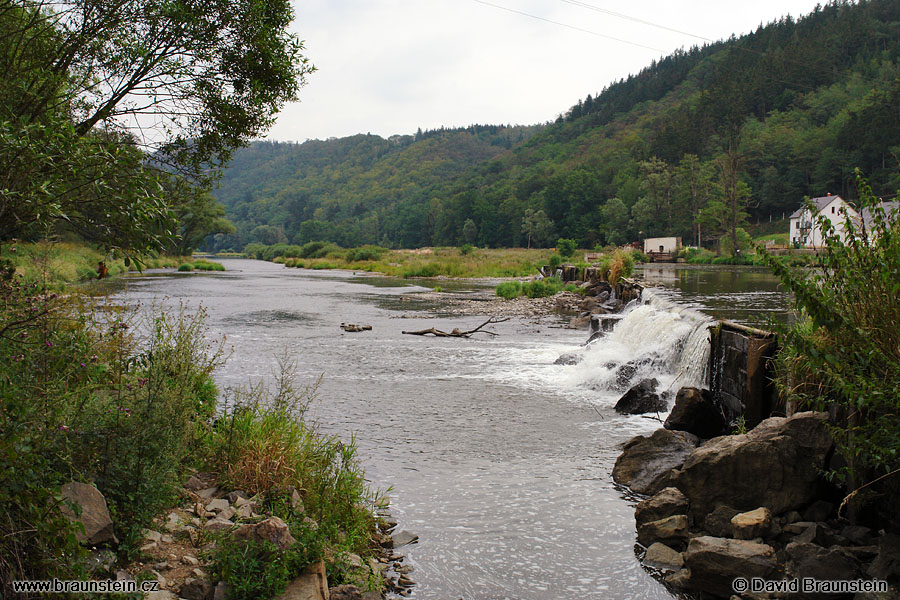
613;405;900;599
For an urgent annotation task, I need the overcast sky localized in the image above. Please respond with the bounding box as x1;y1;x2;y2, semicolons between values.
266;0;828;142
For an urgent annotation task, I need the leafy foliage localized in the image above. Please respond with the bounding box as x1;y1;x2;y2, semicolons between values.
0;275;224;590
763;172;900;524
0;0;305;257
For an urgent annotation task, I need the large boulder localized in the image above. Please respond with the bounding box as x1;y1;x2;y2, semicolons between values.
60;482;116;545
664;387;730;439
785;542;862;582
635;487;689;527
683;536;778;597
672;411;833;518
613;429;700;495
234;516;296;550
614;379;667;415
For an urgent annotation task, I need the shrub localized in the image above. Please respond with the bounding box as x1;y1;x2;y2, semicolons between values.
548;254;562;269
178;263;193;271
597;249;634;284
193;259;226;271
401;262;441;278
556;238;577;258
205;361;380;593
495;281;523;299
762;172;900;528
243;243;267;259
345;246;385;262
522;279;559;298
0;277;225;591
459;244;475;256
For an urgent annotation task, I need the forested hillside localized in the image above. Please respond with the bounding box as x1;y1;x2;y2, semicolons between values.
213;0;900;253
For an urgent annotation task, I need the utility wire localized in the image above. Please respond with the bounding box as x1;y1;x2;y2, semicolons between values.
557;0;712;42
472;0;665;53
475;0;823;93
554;0;860;86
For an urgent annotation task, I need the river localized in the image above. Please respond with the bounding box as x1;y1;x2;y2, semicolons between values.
109;259;787;600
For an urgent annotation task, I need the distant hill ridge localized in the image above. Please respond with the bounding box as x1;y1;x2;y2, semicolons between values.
211;0;900;252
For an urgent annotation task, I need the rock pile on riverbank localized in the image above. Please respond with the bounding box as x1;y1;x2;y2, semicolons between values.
614;408;900;599
61;471;414;600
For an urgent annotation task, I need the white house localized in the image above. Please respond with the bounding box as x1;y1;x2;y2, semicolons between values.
643;236;681;255
788;195;855;248
789;195;899;247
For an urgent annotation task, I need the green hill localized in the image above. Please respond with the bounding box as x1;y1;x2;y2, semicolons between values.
211;0;900;252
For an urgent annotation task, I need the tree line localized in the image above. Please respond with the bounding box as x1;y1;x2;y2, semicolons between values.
212;0;900;255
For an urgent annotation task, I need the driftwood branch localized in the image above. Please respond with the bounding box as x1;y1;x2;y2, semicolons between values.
402;317;509;338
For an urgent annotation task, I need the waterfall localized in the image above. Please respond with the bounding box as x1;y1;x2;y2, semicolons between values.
564;288;714;407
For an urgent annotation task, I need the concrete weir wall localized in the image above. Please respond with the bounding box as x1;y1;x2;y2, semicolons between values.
708;321;778;428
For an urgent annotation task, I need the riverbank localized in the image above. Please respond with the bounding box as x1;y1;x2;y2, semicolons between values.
0;266;392;600
0;241;198;287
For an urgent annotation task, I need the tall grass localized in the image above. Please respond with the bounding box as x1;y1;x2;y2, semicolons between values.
0;241;192;287
205;360;381;593
251;243;551;278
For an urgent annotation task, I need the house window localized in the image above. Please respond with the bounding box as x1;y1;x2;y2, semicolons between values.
832;207;835;214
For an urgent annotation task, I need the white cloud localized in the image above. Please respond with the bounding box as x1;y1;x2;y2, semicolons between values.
267;0;827;141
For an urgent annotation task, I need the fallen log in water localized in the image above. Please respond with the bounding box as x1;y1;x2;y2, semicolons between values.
402;317;509;338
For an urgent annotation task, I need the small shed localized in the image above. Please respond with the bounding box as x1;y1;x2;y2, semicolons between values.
643;237;681;255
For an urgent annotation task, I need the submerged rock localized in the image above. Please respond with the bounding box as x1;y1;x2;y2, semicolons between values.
553;352;582;366
614;378;667;415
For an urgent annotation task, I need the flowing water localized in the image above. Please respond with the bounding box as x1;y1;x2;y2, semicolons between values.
108;259;787;600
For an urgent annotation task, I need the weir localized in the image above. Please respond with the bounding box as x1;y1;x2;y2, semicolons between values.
574;283;778;423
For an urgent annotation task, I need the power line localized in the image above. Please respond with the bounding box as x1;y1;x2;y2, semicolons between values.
472;0;665;54
554;0;853;86
557;0;712;42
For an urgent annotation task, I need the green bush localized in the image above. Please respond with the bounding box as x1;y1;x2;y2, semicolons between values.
178;263;194;271
205;362;380;594
556;238;577;258
193;259;226;271
495;281;523;299
522;279;560;298
548;254;562;269
459;244;475;256
0;280;225;591
401;262;441;278
311;262;338;270
344;246;385;262
763;172;900;529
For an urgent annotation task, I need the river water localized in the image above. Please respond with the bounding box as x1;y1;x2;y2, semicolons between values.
109;259;787;600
